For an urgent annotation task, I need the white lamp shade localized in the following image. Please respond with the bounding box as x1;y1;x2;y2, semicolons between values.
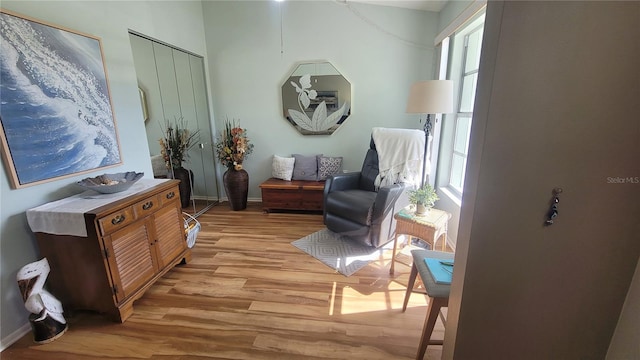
406;80;454;114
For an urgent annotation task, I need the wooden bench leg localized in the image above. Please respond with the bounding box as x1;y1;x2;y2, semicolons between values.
416;296;447;360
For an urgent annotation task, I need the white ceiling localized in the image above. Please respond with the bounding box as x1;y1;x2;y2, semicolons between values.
347;0;448;12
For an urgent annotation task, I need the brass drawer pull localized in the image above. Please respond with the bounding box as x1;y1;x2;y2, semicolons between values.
111;215;126;225
166;191;175;199
142;201;153;210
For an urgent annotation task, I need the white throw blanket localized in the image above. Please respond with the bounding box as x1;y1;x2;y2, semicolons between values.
372;127;425;188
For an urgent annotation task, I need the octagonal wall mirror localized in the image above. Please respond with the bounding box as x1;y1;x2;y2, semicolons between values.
281;61;351;135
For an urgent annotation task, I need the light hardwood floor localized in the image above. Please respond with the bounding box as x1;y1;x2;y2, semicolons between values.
3;202;445;359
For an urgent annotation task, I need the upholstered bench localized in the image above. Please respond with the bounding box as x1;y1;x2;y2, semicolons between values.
259;178;325;213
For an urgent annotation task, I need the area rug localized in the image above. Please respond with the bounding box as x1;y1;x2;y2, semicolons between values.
291;229;392;276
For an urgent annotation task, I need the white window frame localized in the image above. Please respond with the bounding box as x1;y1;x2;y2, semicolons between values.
448;23;483;194
436;11;485;201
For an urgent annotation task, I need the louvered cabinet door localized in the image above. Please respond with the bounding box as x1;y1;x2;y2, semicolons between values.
32;180;190;322
104;219;157;303
151;204;186;269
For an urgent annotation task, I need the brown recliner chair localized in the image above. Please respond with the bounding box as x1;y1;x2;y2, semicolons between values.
323;139;409;248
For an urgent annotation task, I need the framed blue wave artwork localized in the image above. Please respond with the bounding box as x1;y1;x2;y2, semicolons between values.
0;10;121;188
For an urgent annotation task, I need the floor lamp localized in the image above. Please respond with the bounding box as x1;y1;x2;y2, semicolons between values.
406;80;454;187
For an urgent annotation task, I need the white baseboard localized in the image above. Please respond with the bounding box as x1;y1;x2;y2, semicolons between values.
0;323;30;352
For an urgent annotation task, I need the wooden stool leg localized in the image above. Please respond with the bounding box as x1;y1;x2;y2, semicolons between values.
390;233;400;274
402;263;418;312
416;297;447;360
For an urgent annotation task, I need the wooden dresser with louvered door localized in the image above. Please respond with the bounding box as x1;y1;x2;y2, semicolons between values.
32;179;191;322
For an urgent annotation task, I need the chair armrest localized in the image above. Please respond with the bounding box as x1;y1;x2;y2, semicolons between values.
371;183;409;224
324;172;360;194
323;172;361;222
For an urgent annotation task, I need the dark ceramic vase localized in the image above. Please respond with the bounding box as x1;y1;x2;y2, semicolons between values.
223;168;248;211
172;167;193;208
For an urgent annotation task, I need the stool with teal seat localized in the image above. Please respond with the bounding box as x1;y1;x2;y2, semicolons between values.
402;249;454;360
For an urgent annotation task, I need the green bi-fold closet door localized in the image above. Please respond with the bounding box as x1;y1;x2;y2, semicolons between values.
129;32;219;217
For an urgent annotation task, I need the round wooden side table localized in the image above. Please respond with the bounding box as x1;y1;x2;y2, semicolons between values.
390;207;451;274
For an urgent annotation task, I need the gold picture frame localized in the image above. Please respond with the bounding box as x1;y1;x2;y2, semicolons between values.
0;9;121;188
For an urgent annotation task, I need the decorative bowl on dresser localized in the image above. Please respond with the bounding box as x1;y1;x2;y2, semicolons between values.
76;171;144;194
26;179;191;322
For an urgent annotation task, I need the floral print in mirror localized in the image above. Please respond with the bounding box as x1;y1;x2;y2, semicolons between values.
282;62;351;135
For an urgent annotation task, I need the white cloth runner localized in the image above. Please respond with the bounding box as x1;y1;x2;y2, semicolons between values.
372;127;425;188
26;178;170;237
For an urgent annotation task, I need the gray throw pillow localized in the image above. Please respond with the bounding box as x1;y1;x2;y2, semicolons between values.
292;154;321;181
317;156;343;180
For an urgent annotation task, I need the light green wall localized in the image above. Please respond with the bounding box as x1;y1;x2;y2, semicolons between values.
437;0;475;35
0;0;438;347
5;2;635;357
0;0;208;347
202;1;438;199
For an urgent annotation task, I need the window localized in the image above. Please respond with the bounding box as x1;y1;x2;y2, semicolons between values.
436;11;485;199
448;24;483;193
